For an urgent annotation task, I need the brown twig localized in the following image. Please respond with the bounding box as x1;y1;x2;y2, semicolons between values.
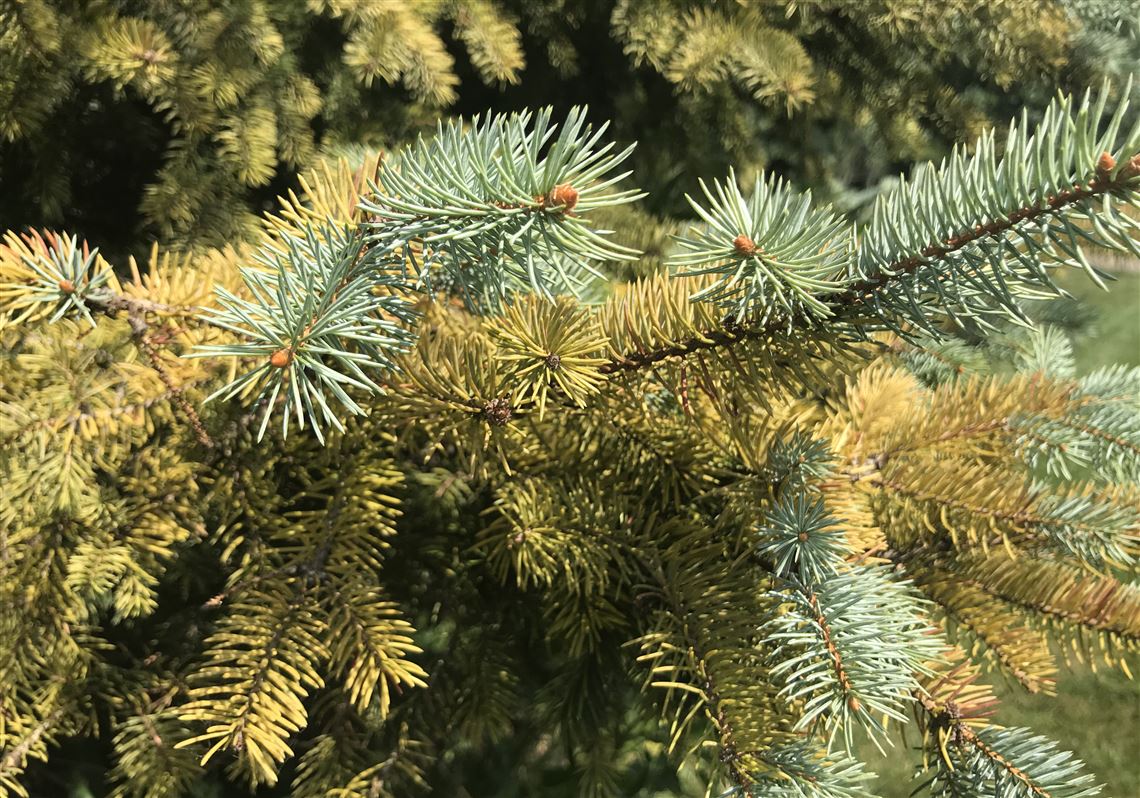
127;313;214;448
0;708;65;773
84;288;198;320
806;588;859;711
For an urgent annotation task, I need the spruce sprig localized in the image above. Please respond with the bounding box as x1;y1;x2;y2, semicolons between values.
670;171;851;322
360;106;643;311
192;222;416;441
763;566;942;751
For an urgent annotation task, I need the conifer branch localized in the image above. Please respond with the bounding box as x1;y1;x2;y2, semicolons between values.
803;586;860;703
84;289;201;322
359;106;641;311
962;556;1140;642
0;380;211;448
764;566;941;750
5;56;1140;798
603;87;1140;378
913;694;1100;798
599;321;766;374
192;222;417;442
0;709;63;774
978;578;1139;642
1058;417;1140;457
602;155;1140;375
910;570;1056;694
699;648;754;790
849;157;1139;301
873;477;1046;526
915;693;1044;795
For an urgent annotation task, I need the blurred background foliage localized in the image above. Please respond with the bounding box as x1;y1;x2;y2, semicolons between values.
2;0;1138;261
1;0;1138;796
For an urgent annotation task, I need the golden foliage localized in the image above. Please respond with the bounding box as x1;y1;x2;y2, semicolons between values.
1;134;1136;795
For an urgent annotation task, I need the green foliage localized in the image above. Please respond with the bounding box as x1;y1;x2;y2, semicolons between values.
360;106;641;309
849;86;1140;334
0;231;114;327
491;296;610;416
193;221;416;441
0;0;1113;257
3;72;1140;798
178;590;328;787
603;0;1075;213
924;725;1101;798
0;0;527;251
756;493;850;584
670;173;849;321
764;566;941;750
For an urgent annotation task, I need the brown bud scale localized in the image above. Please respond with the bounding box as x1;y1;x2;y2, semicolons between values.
546;183;579;211
733;234;758;257
270;348;294;369
1121;154;1140;181
1096;151;1116;178
483;397;513;426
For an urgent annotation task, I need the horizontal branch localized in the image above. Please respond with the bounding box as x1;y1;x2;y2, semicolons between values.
978;578;1139;641
600;162;1140;376
599;322;762;375
84;288;199;320
873;476;1117;539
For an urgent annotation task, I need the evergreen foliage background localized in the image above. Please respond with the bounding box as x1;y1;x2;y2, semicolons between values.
4;0;1137;257
1;2;1139;798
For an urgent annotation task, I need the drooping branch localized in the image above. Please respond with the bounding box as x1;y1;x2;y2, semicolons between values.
915;693;1055;798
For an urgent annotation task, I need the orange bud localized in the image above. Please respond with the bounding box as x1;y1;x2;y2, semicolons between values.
269;348;294;368
732;234;758;257
1121;153;1140;180
847;695;862;713
1096;152;1117;182
58;279;75;294
546;183;579;211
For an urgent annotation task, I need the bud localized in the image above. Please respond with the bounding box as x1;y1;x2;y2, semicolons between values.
58;279;75;294
1120;153;1140;181
483;397;513;426
847;695;862;713
546;183;579;211
1096;151;1116;181
544;353;562;371
732;234;758;257
269;348;294;369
